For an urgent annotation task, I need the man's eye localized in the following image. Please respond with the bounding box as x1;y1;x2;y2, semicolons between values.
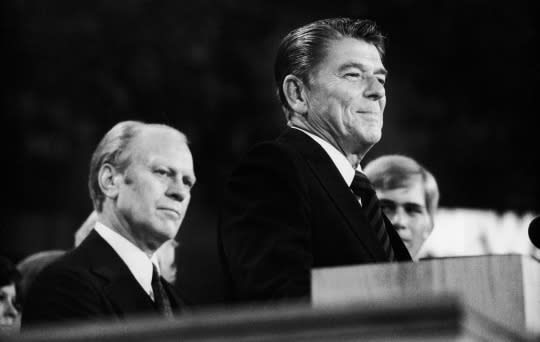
344;72;361;79
379;200;393;208
155;169;169;176
406;206;423;214
13;298;21;311
183;176;196;188
378;78;386;85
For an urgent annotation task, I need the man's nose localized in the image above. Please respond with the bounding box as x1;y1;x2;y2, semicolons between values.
167;181;189;202
363;76;385;101
5;300;19;318
390;207;407;230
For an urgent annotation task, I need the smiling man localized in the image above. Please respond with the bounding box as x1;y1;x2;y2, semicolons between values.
23;121;195;327
218;18;411;304
365;155;439;260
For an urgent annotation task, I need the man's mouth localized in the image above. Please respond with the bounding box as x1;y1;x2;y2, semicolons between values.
398;235;411;245
159;208;181;218
356;109;379;114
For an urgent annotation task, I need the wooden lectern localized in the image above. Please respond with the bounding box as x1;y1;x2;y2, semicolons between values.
312;254;540;335
8;255;537;341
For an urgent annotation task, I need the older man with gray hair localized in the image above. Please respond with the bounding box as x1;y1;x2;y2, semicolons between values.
23;121;195;327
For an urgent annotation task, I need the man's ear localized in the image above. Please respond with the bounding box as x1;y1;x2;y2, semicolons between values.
283;75;308;115
424;218;435;238
98;163;123;200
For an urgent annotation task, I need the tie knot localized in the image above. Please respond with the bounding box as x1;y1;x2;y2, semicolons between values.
351;171;375;195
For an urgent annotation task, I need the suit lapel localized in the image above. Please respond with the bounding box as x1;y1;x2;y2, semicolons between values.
84;231;157;316
280;129;387;260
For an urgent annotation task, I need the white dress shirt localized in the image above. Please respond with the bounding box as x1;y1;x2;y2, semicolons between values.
94;222;160;301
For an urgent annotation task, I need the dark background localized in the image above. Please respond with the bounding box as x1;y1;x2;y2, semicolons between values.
2;0;538;304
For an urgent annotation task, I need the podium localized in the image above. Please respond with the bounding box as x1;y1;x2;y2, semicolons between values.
8;255;538;341
312;254;540;335
12;297;466;342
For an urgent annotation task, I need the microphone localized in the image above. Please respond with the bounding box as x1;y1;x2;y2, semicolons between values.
529;216;540;249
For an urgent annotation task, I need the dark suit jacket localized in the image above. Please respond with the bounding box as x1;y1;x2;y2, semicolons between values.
22;230;183;327
218;128;411;303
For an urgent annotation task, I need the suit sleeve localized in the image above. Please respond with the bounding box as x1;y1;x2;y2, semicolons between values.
21;264;109;328
219;142;312;302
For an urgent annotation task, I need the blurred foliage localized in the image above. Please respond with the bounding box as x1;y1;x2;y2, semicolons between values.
1;0;538;298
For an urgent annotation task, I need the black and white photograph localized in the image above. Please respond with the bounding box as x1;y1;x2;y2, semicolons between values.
1;1;539;340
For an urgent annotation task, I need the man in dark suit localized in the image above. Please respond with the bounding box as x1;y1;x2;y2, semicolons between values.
218;18;411;303
22;121;196;327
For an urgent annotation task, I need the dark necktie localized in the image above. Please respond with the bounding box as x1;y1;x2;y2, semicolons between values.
151;263;174;318
350;171;395;261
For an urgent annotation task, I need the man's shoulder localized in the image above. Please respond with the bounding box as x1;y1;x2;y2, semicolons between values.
220;129;320;213
21;246;113;329
32;246;96;290
35;231;114;287
275;127;319;149
230;140;306;184
241;128;317;163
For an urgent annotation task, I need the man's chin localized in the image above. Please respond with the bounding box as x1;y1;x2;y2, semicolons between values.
356;130;381;146
399;238;412;249
158;227;179;242
145;224;179;246
163;222;182;239
365;130;382;144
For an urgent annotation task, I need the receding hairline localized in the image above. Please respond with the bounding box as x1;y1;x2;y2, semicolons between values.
135;124;187;142
122;124;189;162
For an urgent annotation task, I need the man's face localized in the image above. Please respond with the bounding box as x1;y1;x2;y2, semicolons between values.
304;37;387;154
376;180;432;258
0;283;19;326
156;239;178;284
115;127;195;251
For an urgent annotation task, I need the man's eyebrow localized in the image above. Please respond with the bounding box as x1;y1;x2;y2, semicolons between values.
405;202;426;209
338;62;388;76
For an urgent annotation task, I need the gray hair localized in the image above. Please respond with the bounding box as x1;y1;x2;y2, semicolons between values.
88;121;186;212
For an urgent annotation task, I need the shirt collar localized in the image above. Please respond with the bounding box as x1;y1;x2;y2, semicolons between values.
94;222;160;299
292;127;356;186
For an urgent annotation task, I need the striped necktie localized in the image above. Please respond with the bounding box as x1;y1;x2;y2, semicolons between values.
151;263;174;318
350;171;395;261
